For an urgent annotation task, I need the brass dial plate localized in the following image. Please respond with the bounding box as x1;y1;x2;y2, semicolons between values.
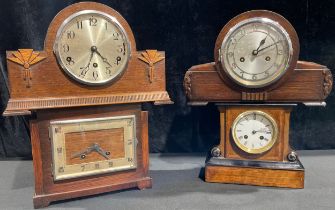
231;110;278;154
54;10;131;85
50;115;137;181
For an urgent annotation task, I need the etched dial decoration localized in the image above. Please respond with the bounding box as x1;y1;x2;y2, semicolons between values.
54;10;130;85
231;111;278;154
220;17;293;88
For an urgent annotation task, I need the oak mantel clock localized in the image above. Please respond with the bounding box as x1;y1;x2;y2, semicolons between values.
184;10;333;188
3;2;172;208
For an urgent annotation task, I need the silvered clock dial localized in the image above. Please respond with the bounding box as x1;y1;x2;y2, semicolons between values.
54;10;130;85
220;17;293;88
231;110;278;154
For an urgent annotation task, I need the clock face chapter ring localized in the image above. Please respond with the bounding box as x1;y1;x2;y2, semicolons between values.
219;17;293;88
50;115;137;181
231;110;279;154
53;10;131;86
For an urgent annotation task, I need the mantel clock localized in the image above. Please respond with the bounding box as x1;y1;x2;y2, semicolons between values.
4;2;172;208
184;10;332;188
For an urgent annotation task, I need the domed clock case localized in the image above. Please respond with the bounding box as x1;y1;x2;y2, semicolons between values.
3;2;172;208
183;10;333;188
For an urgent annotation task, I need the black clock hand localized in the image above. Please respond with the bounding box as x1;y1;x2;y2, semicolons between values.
257;40;284;53
80;50;94;76
252;129;271;134
252;33;268;56
94;49;113;68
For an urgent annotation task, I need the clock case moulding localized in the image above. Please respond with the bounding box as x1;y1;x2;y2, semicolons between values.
3;2;172;208
183;10;333;188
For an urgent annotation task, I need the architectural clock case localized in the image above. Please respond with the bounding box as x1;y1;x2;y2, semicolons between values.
4;2;172;208
184;10;332;189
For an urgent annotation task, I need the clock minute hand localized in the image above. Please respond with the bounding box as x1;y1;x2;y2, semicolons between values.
94;49;113;68
95;146;110;160
257;40;284;53
89;143;110;160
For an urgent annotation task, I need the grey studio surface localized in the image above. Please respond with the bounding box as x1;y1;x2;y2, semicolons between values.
0;151;334;210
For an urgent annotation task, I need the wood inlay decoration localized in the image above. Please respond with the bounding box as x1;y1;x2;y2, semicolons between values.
183;71;192;98
241;92;268;101
7;49;46;88
323;69;333;97
4;91;170;116
138;50;165;83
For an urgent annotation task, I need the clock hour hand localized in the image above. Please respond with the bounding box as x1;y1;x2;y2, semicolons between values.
252;32;268;56
71;146;95;159
80;50;94;77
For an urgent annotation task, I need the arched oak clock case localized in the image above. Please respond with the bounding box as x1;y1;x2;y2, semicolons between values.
4;2;172;208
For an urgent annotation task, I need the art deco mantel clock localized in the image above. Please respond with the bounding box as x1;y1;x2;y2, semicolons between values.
184;10;333;188
3;2;172;208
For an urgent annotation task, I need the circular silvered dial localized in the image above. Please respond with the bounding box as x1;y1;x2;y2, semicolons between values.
54;10;130;85
220;17;293;88
232;110;278;154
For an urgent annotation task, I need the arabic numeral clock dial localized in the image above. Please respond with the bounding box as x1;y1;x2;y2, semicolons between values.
217;10;299;88
232;111;278;154
50;115;137;181
54;10;130;85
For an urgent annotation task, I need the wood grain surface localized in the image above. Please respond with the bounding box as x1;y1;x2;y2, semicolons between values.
31;104;152;208
205;165;304;188
184;61;332;102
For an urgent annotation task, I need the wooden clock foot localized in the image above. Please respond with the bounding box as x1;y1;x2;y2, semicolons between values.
137;177;152;190
33;195;50;209
205;158;304;189
32;177;153;208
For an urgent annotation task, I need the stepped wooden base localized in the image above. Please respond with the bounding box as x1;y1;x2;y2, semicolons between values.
205;158;304;189
33;177;152;208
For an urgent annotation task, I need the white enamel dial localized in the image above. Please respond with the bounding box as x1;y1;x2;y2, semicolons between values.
54;10;130;85
232;110;278;154
220;17;293;88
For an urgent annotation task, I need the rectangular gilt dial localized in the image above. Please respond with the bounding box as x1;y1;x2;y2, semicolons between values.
50;115;137;181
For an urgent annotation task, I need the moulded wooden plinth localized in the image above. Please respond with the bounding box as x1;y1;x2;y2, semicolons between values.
33;177;152;208
205;159;304;189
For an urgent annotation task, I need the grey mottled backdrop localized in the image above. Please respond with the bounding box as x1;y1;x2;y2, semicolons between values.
0;0;335;158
